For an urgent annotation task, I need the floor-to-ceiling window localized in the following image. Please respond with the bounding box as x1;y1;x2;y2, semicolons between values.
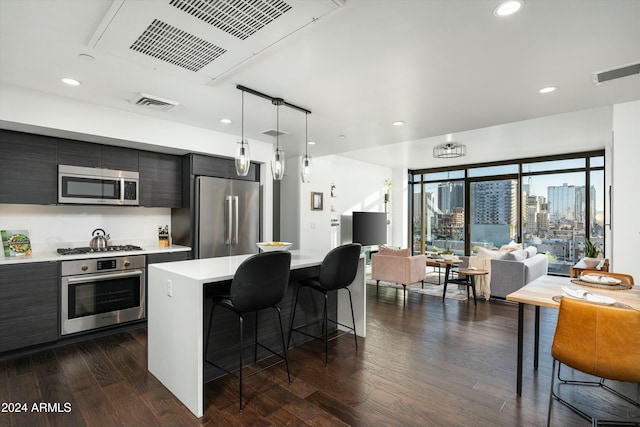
411;170;465;256
409;151;605;276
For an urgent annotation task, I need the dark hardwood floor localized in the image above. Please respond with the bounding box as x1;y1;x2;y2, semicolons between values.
1;284;639;426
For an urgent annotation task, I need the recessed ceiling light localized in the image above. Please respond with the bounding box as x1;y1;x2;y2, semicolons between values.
539;86;557;94
494;0;523;17
393;121;405;126
220;118;232;124
338;134;346;139
61;77;82;86
308;141;317;145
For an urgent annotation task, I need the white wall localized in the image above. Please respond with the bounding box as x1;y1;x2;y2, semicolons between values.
611;100;640;279
0;204;169;251
282;154;393;253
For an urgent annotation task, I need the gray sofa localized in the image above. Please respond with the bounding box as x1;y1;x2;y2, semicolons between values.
460;253;549;299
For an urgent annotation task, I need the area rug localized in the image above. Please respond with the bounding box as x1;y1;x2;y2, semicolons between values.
366;276;469;301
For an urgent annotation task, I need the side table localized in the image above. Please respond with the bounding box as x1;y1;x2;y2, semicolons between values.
443;267;488;306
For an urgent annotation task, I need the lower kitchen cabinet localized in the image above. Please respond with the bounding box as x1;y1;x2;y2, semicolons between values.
147;251;190;265
0;262;58;353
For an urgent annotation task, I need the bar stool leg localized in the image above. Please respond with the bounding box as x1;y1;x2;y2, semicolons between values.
346;287;358;350
254;311;259;363
323;292;329;366
287;285;303;349
238;313;244;412
274;306;291;384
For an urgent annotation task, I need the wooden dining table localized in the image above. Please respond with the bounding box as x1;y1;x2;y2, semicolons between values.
506;274;640;396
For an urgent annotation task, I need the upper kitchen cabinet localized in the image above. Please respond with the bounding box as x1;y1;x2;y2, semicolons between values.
0;129;57;204
57;139;101;167
189;154;258;182
58;139;139;171
139;151;182;208
100;145;139;171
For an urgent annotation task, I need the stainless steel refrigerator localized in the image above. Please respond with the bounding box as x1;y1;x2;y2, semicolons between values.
194;176;260;258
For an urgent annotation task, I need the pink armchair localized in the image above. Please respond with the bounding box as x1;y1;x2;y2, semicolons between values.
371;246;426;298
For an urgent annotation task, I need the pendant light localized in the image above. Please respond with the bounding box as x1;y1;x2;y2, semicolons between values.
271;98;285;180
300;112;312;183
234;90;251;176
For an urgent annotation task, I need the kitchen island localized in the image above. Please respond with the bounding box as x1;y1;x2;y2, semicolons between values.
147;249;366;417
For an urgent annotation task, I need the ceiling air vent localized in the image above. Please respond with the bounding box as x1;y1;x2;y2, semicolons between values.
262;128;288;137
130;19;227;72
170;0;293;40
592;62;640;85
131;93;179;112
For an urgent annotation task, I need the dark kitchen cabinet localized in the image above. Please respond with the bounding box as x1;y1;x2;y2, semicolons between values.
100;145;139;171
58;140;139;171
0;262;58;353
147;251;190;265
189;154;258;182
0;129;57;204
139;151;182;208
57;139;101;168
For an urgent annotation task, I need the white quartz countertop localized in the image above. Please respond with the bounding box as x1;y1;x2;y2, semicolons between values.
0;243;191;265
149;249;328;283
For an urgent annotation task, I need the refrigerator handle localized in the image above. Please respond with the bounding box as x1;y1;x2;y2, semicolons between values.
225;196;232;244
233;196;239;244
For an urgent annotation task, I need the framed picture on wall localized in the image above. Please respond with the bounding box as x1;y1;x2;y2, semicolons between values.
311;192;324;211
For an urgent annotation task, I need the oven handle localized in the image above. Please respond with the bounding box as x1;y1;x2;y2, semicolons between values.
65;270;143;284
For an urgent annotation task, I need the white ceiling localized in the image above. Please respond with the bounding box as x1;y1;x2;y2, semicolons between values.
1;0;639;169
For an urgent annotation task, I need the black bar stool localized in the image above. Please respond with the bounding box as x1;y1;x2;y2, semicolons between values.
288;243;361;365
204;251;292;412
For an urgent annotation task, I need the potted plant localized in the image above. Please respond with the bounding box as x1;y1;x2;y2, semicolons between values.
384;179;392;203
582;238;601;268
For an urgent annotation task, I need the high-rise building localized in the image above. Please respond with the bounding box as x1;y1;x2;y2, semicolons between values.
438;182;463;214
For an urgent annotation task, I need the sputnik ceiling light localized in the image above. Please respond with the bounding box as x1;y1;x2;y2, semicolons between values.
235;85;312;182
433;135;466;159
234;89;250;176
300;112;312;183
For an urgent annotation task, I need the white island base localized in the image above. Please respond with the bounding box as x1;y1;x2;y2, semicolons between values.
147;250;365;417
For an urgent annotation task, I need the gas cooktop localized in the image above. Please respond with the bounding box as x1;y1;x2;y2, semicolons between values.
57;245;144;256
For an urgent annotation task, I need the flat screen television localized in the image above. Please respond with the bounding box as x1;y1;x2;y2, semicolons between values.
352;211;387;246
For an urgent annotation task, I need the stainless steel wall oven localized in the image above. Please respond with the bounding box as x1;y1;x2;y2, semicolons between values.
61;255;146;335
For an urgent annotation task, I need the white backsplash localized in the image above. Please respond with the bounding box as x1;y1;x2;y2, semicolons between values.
0;204;171;252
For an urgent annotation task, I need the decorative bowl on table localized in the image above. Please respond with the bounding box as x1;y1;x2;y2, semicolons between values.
442;254;455;261
256;242;292;252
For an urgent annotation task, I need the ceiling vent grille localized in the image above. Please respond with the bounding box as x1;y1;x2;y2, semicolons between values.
130;93;180;111
169;0;293;40
592;62;640;85
130;19;227;72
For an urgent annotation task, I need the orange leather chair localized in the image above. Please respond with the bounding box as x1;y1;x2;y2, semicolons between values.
547;297;640;426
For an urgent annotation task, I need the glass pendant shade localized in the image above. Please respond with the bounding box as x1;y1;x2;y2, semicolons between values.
300;154;312;183
271;148;285;180
235;139;250;176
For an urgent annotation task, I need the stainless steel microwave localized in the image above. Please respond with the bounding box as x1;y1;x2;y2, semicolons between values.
58;165;139;205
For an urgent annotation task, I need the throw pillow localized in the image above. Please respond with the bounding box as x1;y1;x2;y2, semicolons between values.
500;240;523;252
524;246;537;258
502;249;527;261
379;245;410;257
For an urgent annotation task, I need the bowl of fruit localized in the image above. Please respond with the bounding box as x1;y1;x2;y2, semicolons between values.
256;241;292;252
